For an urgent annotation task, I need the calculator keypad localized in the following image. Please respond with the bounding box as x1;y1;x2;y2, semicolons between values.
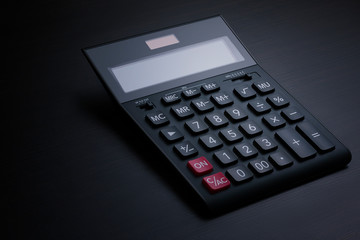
145;73;337;195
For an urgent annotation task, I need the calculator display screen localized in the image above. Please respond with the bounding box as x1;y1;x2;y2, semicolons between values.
110;36;244;93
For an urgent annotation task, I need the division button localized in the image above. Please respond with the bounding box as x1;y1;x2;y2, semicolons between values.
275;128;316;160
202;172;230;194
248;99;271;115
187;157;213;176
226;165;253;184
146;110;169;127
174;141;198;158
160;126;184;142
296;121;335;152
269;151;293;168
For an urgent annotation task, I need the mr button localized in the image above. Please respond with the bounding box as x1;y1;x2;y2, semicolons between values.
146;110;169;127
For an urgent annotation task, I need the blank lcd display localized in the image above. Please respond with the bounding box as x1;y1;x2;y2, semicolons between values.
110;36;244;93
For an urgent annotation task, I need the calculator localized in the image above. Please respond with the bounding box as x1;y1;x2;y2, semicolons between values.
83;16;351;212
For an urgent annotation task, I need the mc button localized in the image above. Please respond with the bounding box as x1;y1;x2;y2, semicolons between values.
146;110;169;127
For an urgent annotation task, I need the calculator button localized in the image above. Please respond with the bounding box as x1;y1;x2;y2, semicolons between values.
187;157;213;176
252;80;275;94
275;128;316;160
162;93;181;105
182;88;200;99
248;99;271;115
248;158;273;175
202;172;230;193
234;85;256;100
146;110;169;127
210;92;234;107
185;118;209;134
253;136;278;153
160;126;184;142
205;113;229;128
281;107;304;123
191;98;214;113
239;120;263;137
226;165;253;183
269;151;293;168
233;142;258;159
225;105;248;122
214;149;238;165
296;122;335;153
219;127;243;143
201;82;220;93
171;104;194;119
174;141;198;158
199;134;223;150
263;113;286;129
267;93;289;108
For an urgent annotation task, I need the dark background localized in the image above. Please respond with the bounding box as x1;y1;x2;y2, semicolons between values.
6;0;360;239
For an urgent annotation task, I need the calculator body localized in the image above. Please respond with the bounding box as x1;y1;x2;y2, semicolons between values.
83;16;351;212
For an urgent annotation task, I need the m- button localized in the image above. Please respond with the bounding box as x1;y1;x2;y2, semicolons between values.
146;110;169;127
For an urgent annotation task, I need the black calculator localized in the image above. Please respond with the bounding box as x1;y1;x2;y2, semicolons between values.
83;16;351;212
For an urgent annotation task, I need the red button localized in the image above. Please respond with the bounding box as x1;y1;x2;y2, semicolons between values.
202;172;230;193
187;157;213;176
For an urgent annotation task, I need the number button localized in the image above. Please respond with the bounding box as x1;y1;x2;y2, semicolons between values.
213;149;238;165
253;136;278;153
185;118;209;135
174;141;198;158
219;127;243;143
234;84;256;100
248;159;273;175
199;134;223;150
239;120;263;137
233;142;258;159
226;165;253;184
205;113;229;128
225;105;248;122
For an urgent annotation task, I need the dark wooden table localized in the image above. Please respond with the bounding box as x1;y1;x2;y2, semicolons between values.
7;0;360;239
